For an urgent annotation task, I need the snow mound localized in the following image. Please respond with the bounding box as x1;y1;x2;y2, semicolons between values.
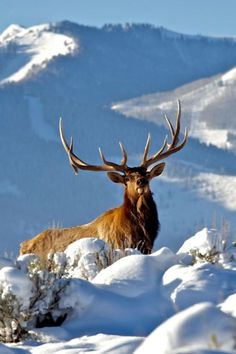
63;237;140;281
135;303;236;354
0;23;77;84
220;293;236;318
93;247;178;296
2;228;236;353
0;266;33;309
178;227;225;256
65;237;110;280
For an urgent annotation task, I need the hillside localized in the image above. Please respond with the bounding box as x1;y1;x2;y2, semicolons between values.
1;21;236;254
112;66;236;152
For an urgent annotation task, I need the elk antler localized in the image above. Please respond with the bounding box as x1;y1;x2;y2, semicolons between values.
59;118;128;174
141;100;188;169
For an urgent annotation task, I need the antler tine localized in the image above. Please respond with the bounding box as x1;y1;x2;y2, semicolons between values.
164;114;175;140
99;143;128;171
98;147;117;168
59;118;128;174
155;135;168;156
119;142;128;166
140;101;188;169
171;99;181;147
59;118;85;174
141;135;168;167
141;133;151;166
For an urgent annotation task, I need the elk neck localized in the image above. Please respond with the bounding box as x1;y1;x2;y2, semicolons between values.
122;188;160;253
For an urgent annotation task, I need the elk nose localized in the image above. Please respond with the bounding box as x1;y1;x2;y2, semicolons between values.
137;178;146;186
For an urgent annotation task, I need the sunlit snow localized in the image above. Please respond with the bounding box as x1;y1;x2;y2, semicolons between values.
112;66;236;151
0;229;236;353
0;24;77;84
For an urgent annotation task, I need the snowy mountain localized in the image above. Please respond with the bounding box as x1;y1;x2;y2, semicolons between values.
1;21;236;254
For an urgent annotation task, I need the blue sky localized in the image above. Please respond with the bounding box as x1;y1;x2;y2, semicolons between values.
0;0;235;37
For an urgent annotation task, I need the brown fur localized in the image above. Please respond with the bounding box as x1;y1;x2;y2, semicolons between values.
20;169;161;259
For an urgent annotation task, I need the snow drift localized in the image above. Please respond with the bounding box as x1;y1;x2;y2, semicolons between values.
0;228;236;353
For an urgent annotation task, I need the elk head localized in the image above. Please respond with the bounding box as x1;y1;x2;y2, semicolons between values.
59;101;187;202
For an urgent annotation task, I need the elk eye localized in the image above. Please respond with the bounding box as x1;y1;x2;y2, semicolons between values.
125;176;130;183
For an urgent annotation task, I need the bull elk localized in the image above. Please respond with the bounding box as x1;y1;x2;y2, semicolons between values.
20;101;187;258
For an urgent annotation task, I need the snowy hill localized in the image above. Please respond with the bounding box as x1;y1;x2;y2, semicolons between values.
1;21;236;254
112;66;236;152
1;229;236;353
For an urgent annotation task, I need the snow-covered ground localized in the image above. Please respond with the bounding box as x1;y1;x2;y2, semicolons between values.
0;229;236;353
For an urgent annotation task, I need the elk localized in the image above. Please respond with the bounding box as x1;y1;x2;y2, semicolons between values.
20;101;187;258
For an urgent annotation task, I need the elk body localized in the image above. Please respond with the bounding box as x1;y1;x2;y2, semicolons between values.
20;101;187;258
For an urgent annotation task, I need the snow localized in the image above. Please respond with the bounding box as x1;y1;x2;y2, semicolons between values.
112;95;233;150
1;228;236;353
221;293;236;317
65;237;110;280
1;20;236;353
0;267;34;309
112;66;236;151
0;24;76;84
178;228;225;256
221;67;236;83
135;303;236;354
26;95;58;142
30;334;142;354
194;173;236;211
190;119;232;150
93;247;178;296
0;24;25;42
153;171;236;253
62;237;139;281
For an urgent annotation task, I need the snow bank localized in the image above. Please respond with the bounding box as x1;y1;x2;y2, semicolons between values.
0;266;33;309
65;237;110;280
31;334;143;354
220;293;236;317
178;227;225;255
93;247;178;296
135;303;236;354
1;228;236;353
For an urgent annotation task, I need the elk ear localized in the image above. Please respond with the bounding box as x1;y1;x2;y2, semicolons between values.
107;172;125;184
148;162;165;180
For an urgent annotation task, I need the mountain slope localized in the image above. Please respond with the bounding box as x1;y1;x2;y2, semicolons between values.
1;22;236;254
112;66;236;151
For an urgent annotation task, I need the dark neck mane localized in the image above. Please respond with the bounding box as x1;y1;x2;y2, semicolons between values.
123;191;159;253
